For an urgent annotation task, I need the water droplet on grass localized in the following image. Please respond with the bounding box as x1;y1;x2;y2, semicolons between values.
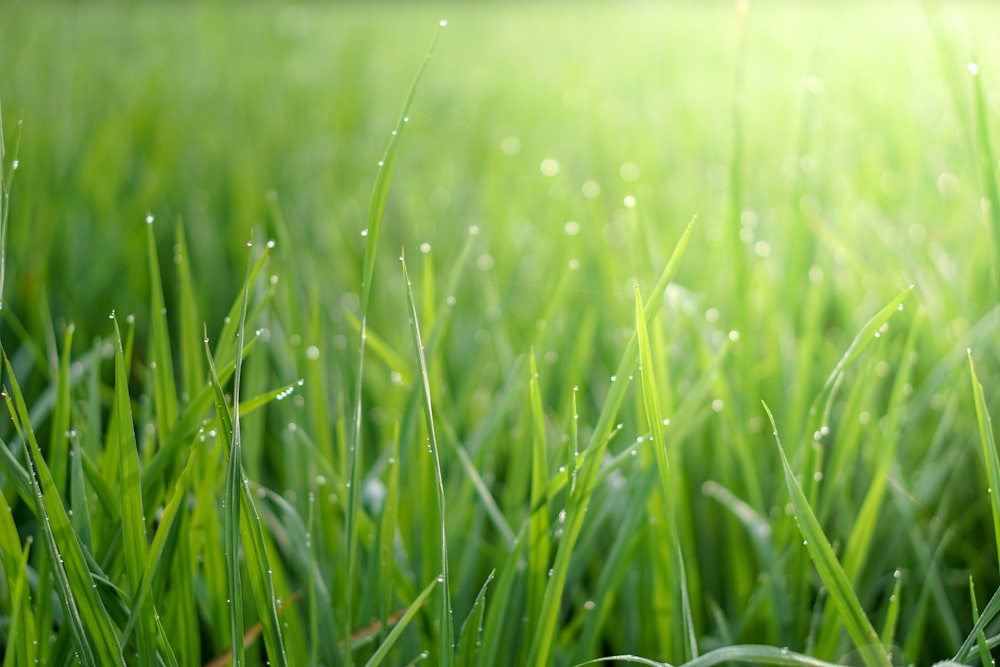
968;62;980;76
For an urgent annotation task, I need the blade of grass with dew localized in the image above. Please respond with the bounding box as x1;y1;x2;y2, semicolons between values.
525;349;551;661
879;570;903;650
112;318;158;665
2;352;125;666
480;523;528;667
401;249;453;665
364;575;441;667
0;98;18;312
635;283;697;661
456;570;494;667
968;349;1000;571
970;577;995;667
205;276;291;667
146;215;179;443
0;484;36;667
814;308;919;657
953;584;1000;663
763;402;892;667
346;23;445;666
527;216;696;667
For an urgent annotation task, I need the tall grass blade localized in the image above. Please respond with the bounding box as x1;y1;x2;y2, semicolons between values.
456;570;494;667
526;349;551;655
364;575;441;667
0;484;36;667
953;584;1000;663
969;578;995;667
401;250;453;665
2;352;125;666
146;216;179;441
968;61;1000;287
527;217;696;667
346;23;444;666
112;318;157;665
967;350;1000;571
635;284;697;661
763;402;891;667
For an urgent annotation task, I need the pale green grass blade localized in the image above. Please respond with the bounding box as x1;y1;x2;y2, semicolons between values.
0;485;37;667
763;402;891;667
635;284;697;661
343;311;411;386
146;216;179;440
879;571;902;650
968;60;1000;286
378;434;401;646
401;250;453;666
456;570;494;667
967;350;1000;570
525;350;551;657
112;319;157;666
347;24;444;666
527;217;695;667
2;352;124;666
364;575;441;667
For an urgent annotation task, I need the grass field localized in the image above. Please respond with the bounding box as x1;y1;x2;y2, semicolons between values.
2;1;1000;665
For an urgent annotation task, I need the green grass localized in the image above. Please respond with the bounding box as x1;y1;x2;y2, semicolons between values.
2;1;1000;665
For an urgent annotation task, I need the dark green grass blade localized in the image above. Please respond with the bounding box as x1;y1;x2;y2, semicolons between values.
527;217;696;667
401;250;453;666
456;570;494;667
968;350;1000;568
480;524;528;667
3;352;124;666
635;284;697;661
364;575;441;667
346;24;444;666
763;402;891;667
969;578;995;667
48;325;72;495
112;319;157;665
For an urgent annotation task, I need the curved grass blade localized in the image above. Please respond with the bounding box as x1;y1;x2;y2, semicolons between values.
635;284;697;660
112;319;157;665
364;575;441;667
968;350;1000;570
763;402;891;667
346;23;445;666
2;352;124;666
953;585;1000;663
573;643;857;667
456;570;494;667
401;250;453;665
527;217;696;667
0;486;36;667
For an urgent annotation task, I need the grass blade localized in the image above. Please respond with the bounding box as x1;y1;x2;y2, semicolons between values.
635;284;697;661
763;402;891;667
967;349;1000;571
527;217;696;667
112;318;157;665
401;249;453;665
456;570;494;667
364;575;441;667
525;349;551;657
346;23;445;666
0;484;36;667
2;352;124;666
968;60;1000;288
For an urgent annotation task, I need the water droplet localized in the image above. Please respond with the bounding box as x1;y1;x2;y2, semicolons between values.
968;62;980;76
11;159;19;170
360;229;368;237
145;213;154;224
306;345;320;360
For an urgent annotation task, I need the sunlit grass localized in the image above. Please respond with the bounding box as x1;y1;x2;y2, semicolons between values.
1;2;1000;666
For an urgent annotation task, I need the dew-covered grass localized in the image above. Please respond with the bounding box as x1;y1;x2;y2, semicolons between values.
2;1;1000;665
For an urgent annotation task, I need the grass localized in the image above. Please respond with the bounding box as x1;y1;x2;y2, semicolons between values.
2;1;1000;665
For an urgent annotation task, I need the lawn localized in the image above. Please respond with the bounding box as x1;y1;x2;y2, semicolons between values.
1;1;1000;665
